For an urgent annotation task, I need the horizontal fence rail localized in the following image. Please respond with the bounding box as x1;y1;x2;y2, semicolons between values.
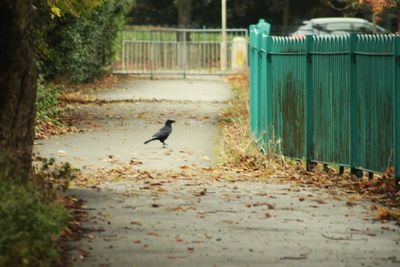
112;28;248;76
250;22;400;183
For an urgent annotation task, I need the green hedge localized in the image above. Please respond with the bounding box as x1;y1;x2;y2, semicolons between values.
35;76;63;124
36;0;131;83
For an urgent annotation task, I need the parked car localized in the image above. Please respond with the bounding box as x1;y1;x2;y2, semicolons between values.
289;17;389;36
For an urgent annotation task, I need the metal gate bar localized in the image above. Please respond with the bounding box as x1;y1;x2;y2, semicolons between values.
113;28;248;76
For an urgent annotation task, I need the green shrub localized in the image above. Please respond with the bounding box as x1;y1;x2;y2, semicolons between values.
35;76;63;124
0;180;69;267
39;158;79;192
39;0;131;83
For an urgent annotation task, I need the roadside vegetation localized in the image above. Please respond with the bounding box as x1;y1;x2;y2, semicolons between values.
0;156;79;267
0;1;131;266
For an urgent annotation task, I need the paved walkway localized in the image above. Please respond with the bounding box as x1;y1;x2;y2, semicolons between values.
34;78;399;267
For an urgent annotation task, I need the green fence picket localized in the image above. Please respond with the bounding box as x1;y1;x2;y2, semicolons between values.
395;37;400;185
249;21;400;183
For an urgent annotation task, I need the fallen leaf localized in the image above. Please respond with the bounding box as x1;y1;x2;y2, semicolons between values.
147;231;159;237
375;207;390;220
194;188;207;196
58;150;67;157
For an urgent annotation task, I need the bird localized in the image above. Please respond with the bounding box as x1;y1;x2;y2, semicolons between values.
144;119;175;148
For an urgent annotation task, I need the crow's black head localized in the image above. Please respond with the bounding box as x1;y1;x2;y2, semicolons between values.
165;119;175;125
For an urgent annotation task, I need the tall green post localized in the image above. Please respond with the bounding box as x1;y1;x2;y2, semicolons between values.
249;19;271;139
394;36;400;185
256;19;270;35
249;24;257;137
305;36;314;170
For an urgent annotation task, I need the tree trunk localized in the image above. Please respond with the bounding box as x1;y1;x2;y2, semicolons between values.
177;0;191;41
178;0;191;28
282;0;290;34
0;0;37;179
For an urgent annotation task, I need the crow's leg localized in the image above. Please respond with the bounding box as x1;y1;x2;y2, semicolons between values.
162;142;168;148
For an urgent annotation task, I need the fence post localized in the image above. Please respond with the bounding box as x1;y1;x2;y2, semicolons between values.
265;36;272;153
394;36;400;185
183;30;187;79
249;25;258;137
259;34;267;149
121;31;125;73
249;19;271;139
256;20;270;139
350;33;361;176
150;30;154;80
256;30;263;139
305;36;314;171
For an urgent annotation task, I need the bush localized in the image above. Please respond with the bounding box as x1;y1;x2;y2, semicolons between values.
40;0;131;83
35;76;63;124
0;180;69;267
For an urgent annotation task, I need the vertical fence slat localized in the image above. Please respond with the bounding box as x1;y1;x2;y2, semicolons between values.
395;36;400;185
305;36;314;170
260;34;268;147
350;33;360;175
265;36;272;153
256;32;263;139
250;22;398;180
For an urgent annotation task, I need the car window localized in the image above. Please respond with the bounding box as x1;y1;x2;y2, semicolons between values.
289;18;390;36
313;22;352;34
353;22;374;33
297;25;313;35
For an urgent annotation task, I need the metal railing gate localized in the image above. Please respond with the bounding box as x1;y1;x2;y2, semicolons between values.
112;28;248;76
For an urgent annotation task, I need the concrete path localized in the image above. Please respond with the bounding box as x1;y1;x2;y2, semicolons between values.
34;79;231;170
34;78;400;267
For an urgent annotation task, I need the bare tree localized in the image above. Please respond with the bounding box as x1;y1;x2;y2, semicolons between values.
0;0;37;179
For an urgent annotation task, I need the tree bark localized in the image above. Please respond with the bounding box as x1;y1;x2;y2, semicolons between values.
282;0;290;34
177;0;191;41
0;0;37;179
178;0;191;28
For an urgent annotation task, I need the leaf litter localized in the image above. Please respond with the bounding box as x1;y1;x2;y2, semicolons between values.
40;73;400;265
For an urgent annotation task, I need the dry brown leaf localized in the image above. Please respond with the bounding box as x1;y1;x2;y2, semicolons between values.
147;231;159;237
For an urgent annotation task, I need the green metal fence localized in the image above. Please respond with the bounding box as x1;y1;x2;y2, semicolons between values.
249;20;400;184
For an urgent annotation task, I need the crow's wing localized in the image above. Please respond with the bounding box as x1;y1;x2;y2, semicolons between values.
152;125;171;140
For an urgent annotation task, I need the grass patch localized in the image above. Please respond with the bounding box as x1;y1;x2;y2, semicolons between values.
217;73;276;172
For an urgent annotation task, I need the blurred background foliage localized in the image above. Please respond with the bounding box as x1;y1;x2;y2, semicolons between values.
129;0;399;35
33;0;132;83
32;0;399;84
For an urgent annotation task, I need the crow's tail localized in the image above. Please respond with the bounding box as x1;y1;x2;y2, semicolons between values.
144;138;155;144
